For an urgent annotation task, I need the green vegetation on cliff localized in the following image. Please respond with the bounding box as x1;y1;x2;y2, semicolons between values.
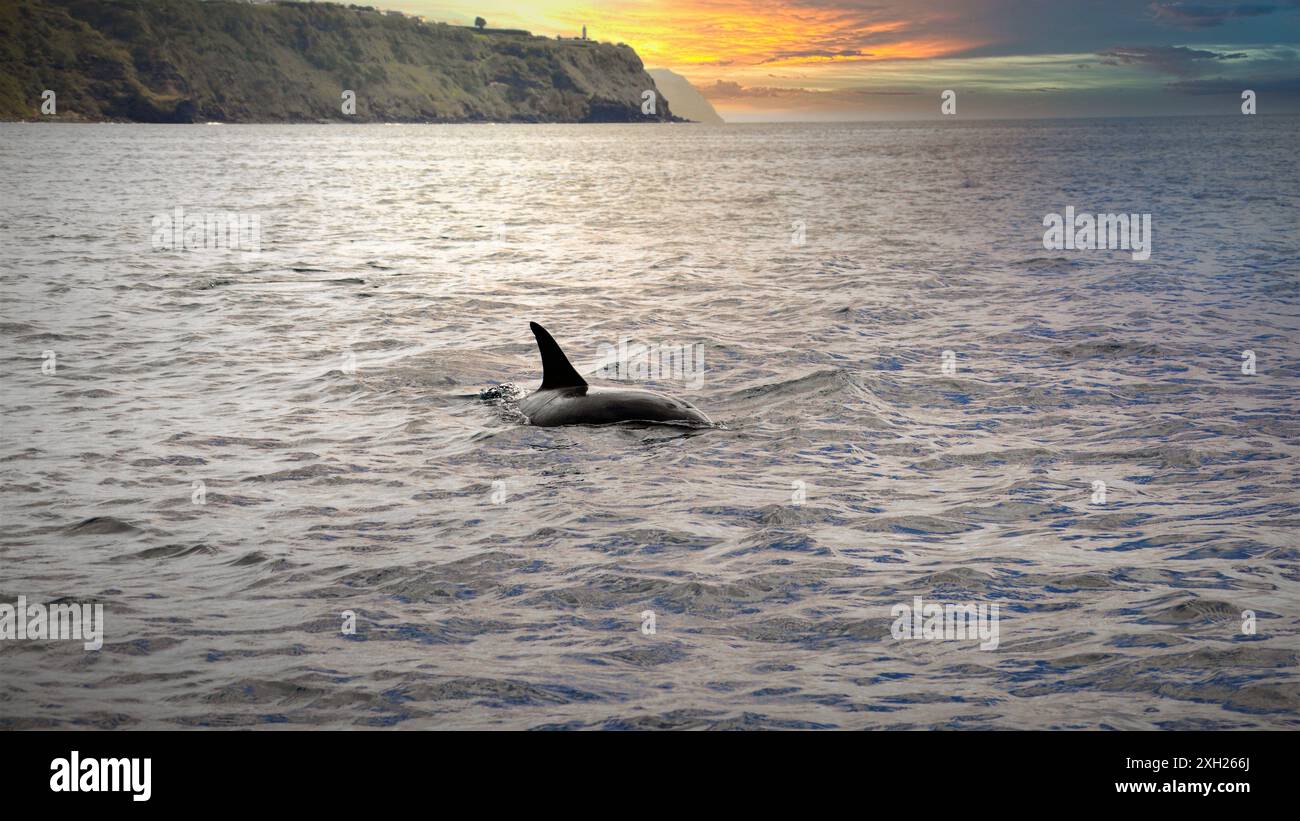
0;0;678;122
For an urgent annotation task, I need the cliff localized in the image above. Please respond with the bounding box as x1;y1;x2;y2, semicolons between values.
0;0;678;122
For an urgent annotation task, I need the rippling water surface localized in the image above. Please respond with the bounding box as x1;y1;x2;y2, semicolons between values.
1;119;1298;729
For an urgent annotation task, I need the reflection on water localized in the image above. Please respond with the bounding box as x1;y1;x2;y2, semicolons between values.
1;119;1297;729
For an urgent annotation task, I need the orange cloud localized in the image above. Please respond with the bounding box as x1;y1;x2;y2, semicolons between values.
547;1;987;80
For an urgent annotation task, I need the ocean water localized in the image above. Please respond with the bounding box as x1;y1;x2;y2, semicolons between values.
0;118;1297;730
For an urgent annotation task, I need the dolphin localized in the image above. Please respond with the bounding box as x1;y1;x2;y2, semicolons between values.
518;322;712;427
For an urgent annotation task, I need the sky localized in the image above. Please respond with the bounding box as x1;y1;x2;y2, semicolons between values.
383;1;1300;120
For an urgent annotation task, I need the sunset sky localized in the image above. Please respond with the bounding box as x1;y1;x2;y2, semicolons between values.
386;1;1300;119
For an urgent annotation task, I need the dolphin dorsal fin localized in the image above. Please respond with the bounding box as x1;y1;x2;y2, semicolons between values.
530;322;588;391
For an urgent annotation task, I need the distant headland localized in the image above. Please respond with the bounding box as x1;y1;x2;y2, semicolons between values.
1;0;690;123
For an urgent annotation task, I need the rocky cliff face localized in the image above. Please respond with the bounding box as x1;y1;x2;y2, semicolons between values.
0;0;677;123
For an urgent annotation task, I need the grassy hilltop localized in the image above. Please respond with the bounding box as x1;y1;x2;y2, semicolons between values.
0;0;678;122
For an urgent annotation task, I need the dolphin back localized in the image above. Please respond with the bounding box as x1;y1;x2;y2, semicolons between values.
525;386;712;427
